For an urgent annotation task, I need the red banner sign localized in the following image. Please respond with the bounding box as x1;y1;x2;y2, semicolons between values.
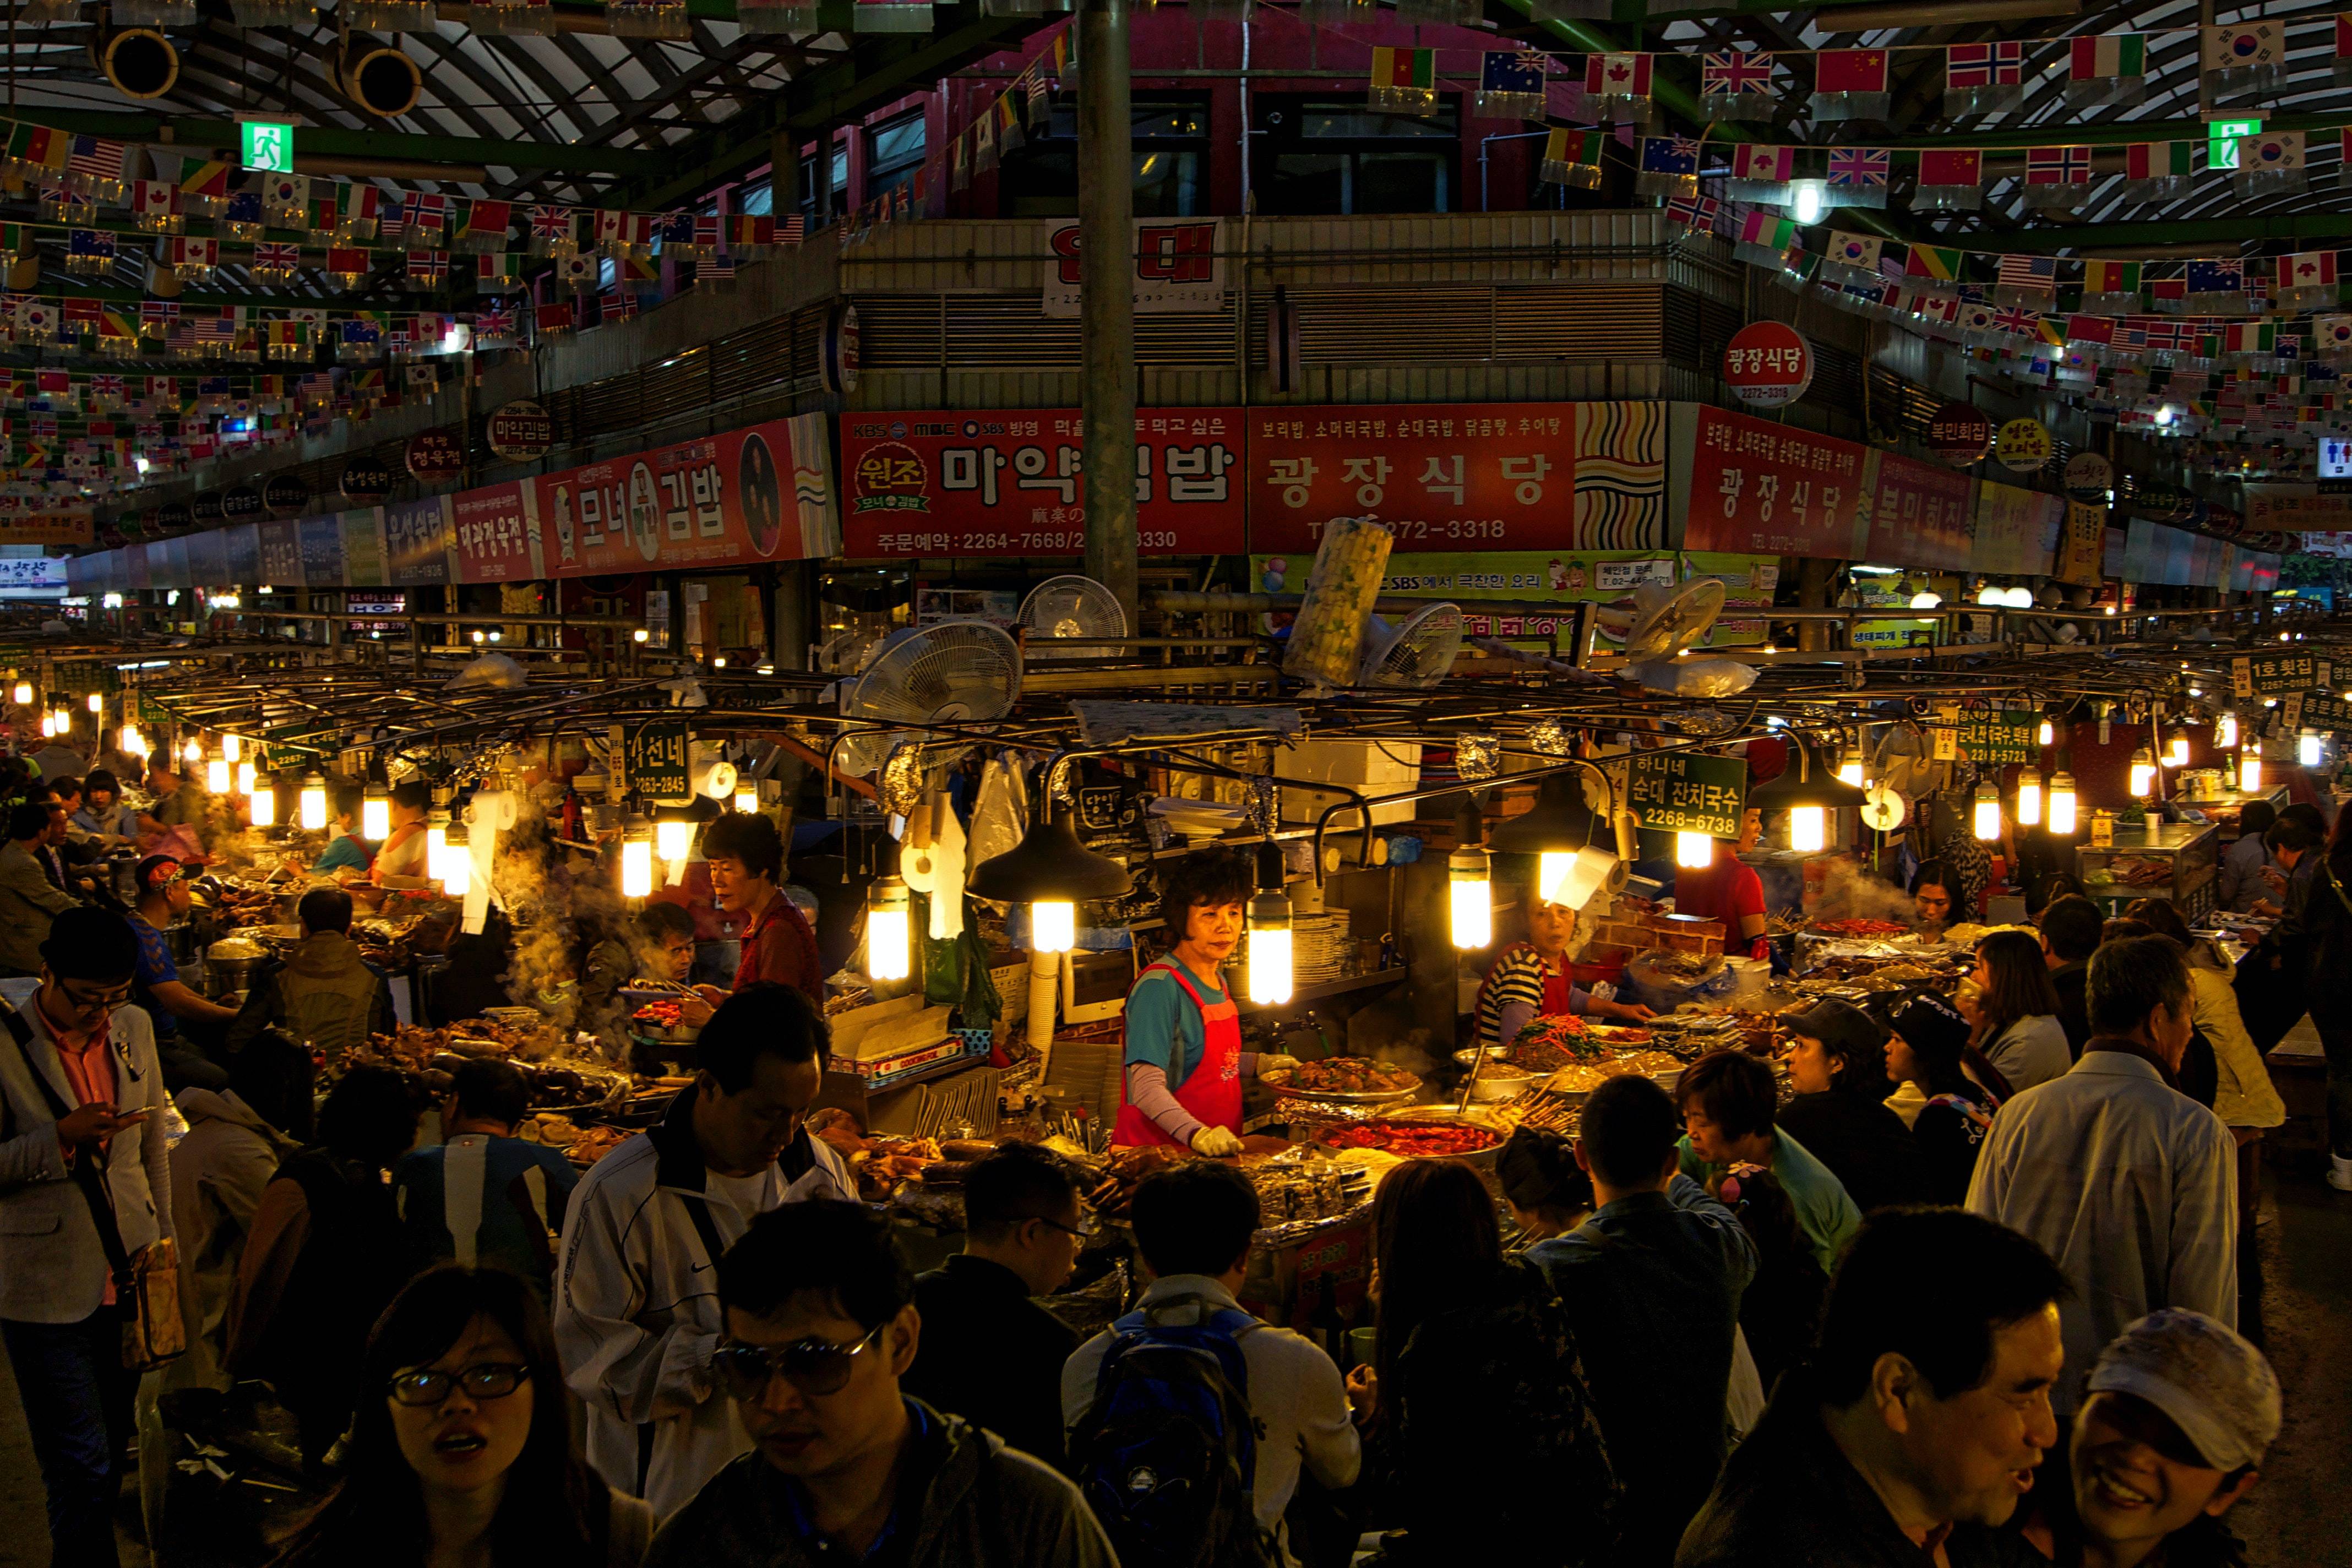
451;482;537;582
1248;402;1584;554
1863;450;1977;570
839;410;1244;558
1680;405;1867;558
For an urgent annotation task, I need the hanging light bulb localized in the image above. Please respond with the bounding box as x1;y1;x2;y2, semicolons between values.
655;808;696;867
2240;749;2264;793
2038;715;2056;748
1676;831;1714;869
222;733;241;764
1836;758;1866;790
37;714;53;740
1449;799;1493;951
8;680;28;706
1973;782;2001;840
2017;767;2043;827
85;692;102;716
442;821;471;896
2128;747;2157;798
121;723;144;758
182;736;203;765
50;706;70;736
1909;589;1943;609
1977;584;2007;607
206;752;231;794
425;809;450;882
1789;805;1827;853
2217;711;2239;750
298;774;328;830
867;876;912;981
249;780;275;828
1246;883;1295;1006
1534;851;1573;907
619;816;654;899
362;784;390;842
1031;897;1077;954
734;780;757;814
236;761;255;797
2048;771;2079;836
2165;727;2190;768
2300;731;2324;767
966;802;1134;956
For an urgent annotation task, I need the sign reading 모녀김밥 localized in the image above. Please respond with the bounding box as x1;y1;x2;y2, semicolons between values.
1956;709;2042;766
1625;750;1750;840
625;722;691;801
2233;650;2333;698
1678;404;1868;559
840;410;1244;558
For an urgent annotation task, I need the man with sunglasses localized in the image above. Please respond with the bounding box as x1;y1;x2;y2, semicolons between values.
557;982;854;1518
644;1201;1116;1568
905;1145;1089;1469
0;908;175;1568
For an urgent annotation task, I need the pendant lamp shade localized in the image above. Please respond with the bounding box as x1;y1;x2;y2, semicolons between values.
1744;738;1869;815
967;805;1135;906
1488;772;1602;854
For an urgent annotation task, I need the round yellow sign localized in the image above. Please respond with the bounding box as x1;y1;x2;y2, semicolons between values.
1994;417;2052;474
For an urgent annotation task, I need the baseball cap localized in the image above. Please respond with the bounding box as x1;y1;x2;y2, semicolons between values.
1782;997;1886;1063
2087;1309;2280;1473
1887;990;1971;1064
135;854;183;892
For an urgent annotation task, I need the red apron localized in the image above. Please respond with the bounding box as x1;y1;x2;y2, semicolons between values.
1112;961;1243;1148
1473;942;1574;1042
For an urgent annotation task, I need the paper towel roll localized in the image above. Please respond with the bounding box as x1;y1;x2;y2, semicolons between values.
1561;845;1626;911
462;791;519;935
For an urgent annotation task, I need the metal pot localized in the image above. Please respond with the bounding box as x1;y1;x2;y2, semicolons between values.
205;937;270;999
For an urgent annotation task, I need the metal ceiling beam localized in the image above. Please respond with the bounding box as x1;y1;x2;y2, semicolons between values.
1990;212;2352;252
17;110;668;176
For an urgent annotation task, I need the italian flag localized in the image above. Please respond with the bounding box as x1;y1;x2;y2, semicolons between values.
1739;210;1798;251
1370;46;1435;92
2070;33;2146;80
2126;141;2191;179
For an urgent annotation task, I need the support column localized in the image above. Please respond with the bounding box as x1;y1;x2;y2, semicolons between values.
1077;0;1139;625
770;126;799;221
1796;557;1837;652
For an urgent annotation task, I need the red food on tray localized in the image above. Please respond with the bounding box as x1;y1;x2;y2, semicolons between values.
1317;1119;1500;1157
1807;918;1912;937
633;1000;685;1027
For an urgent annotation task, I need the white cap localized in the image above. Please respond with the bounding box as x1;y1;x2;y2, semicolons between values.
2086;1309;2280;1472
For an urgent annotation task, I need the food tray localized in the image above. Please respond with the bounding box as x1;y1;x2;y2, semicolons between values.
1312;1106;1509;1166
1259;1070;1420;1104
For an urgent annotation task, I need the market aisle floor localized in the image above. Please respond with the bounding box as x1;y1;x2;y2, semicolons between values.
0;1173;2346;1568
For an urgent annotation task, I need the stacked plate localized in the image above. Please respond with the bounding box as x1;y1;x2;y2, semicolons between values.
1293;907;1353;986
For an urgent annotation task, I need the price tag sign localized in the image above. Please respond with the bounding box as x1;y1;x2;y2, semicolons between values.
1932;705;1960;761
1957;709;2041;766
1625;751;1749;839
626;723;691;801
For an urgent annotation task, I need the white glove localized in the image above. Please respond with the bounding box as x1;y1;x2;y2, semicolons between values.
1190;1125;1245;1158
1256;1053;1302;1074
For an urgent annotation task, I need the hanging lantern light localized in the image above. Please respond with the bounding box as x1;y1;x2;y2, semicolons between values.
121;723;145;758
236;761;255;797
182;736;203;765
362;783;390;841
1836;756;1866;790
9;680;29;706
733;780;758;814
966;802;1134;957
2239;749;2264;794
299;774;328;831
426;808;451;881
206;752;231;794
2217;711;2239;750
50;705;71;737
1746;737;1866;859
2017;767;2043;827
1972;781;2001;841
2165;727;2190;768
1246;875;1295;1008
38;713;54;740
2300;731;2324;768
619;816;655;899
1675;831;1714;869
655;807;697;867
249;780;275;827
2048;771;2079;836
2128;747;2157;798
1490;774;1605;910
222;733;241;764
442;821;471;896
867;875;912;981
85;692;102;716
1447;798;1492;951
2038;714;2055;748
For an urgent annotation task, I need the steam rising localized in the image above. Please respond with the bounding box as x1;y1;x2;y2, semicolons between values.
1805;857;1919;925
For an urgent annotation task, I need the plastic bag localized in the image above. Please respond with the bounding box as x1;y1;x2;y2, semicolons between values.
444;652;528;690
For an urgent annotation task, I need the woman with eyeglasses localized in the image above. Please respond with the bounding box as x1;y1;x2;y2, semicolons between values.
271;1265;652;1568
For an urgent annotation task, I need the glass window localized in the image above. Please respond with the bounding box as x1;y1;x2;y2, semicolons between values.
1253;95;1456;216
997;96;1208;217
867;111;927;202
738;182;773;216
799;138;850;224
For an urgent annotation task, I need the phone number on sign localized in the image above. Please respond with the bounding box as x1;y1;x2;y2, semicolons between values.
1306;518;1512;542
863;530;1088;554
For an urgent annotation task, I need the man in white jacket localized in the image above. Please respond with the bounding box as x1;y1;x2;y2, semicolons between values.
0;909;176;1568
556;981;852;1517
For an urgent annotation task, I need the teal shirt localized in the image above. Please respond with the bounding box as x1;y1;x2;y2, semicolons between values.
1678;1126;1864;1278
1123;965;1228;1086
314;834;371;874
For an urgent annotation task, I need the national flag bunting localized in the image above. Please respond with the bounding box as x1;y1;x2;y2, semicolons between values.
1914;148;1983;210
1994;253;2057;306
1944;41;2023;115
1368;47;1436;112
1698;51;1774;120
1825;146;1890;208
1585;53;1653;118
1663;193;1719;232
2125;140;2193;199
529;204;578;256
1904;243;1963;287
1539;128;1603;189
1474;48;1547;119
2082;259;2142;310
1812;48;1888;121
1725;142;1793;198
2202;23;2282;97
2022;145;2093;210
2069;33;2148;105
2236;130;2305;197
1635;134;1699;197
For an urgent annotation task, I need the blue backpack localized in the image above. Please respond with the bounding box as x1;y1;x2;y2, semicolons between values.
1069;1295;1279;1568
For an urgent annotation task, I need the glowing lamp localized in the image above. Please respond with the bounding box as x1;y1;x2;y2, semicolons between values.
38;714;53;740
362;785;390;842
249;783;275;828
182;737;203;765
425;809;450;881
298;774;327;831
222;733;241;764
9;681;28;705
2240;751;2263;793
1676;831;1714;869
2017;767;2043;827
734;782;757;814
206;755;231;794
1977;585;2006;607
2165;727;2190;768
121;725;145;758
2048;772;2079;836
1489;774;1605;908
2038;716;2056;747
619;818;654;899
867;876;912;981
1836;759;1866;790
2128;747;2157;798
236;762;255;797
1909;591;1942;609
1246;887;1295;1006
655;809;696;866
2217;712;2239;750
85;692;101;715
1972;782;2000;841
1031;901;1077;954
966;803;1133;960
442;823;471;896
1538;852;1574;906
1789;805;1827;853
2301;731;2324;768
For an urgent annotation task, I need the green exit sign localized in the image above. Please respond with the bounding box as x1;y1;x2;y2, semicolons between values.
2208;117;2260;171
239;120;293;173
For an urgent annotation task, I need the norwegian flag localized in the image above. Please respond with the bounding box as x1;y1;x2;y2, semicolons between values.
406;192;450;238
1945;41;2024;113
600;291;640;326
2024;145;2092;185
406;250;449;286
1663;193;1719;232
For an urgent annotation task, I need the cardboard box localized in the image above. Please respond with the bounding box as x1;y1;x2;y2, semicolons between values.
830;993;954;1063
829;1031;987;1091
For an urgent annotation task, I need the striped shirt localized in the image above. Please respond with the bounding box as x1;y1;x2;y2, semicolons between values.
1474;943;1590;1049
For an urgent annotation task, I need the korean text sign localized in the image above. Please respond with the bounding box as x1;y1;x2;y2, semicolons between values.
1957;710;2041;767
625;722;691;800
1678;405;1867;558
839;409;1244;557
1864;450;1977;570
1625;750;1750;839
536;416;835;577
1248;403;1579;554
2233;652;2332;698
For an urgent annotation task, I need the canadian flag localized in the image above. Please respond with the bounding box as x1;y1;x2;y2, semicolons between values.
2286;250;2338;287
1584;52;1653;98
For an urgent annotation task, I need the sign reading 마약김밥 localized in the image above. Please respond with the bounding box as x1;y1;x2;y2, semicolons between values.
1676;404;1867;559
1625;750;1750;840
1956;709;2041;766
1249;402;1665;554
484;399;554;461
1042;219;1227;319
2233;651;2332;698
840;409;1244;558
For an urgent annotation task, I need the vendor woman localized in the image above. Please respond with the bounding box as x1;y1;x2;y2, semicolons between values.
1114;850;1300;1156
1671;805;1770;959
1474;878;1654;1051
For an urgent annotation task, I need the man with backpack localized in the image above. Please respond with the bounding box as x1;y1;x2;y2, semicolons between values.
1063;1160;1359;1568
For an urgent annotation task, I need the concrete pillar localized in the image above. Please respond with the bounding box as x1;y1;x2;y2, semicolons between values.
1076;0;1139;625
770;127;799;220
1796;557;1837;652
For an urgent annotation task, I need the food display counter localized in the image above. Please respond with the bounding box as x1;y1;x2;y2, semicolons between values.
2077;820;2221;922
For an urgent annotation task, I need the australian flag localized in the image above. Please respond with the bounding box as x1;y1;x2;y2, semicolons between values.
1635;134;1700;195
1474;47;1548;118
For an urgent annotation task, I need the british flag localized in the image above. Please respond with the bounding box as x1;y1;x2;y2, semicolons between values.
475;300;517;339
1992;304;2039;336
530;205;574;242
251;242;301;276
1702;50;1773;97
1826;146;1890;190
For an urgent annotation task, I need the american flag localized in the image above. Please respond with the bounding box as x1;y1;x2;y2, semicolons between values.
777;214;807;246
67;135;124;184
1826;147;1890;189
193;313;237;345
1702;50;1774;97
2024;145;2092;185
529;205;573;241
700;252;737;285
1997;254;2058;292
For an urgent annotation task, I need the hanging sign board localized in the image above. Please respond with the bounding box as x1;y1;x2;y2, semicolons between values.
2233;650;2333;698
2301;693;2352;730
406;430;465;482
1956;709;2042;766
2062;450;2114;503
820;302;859;396
192;491;225;526
484;399;554;462
1925;401;1994;465
1679;404;1868;559
155;502;194;533
1624;750;1750;840
2055;501;2106;587
263;472;310;518
1043;218;1228;318
1994;417;2053;474
1720;322;1814;409
221;484;265;524
625;722;692;801
341;456;395;501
